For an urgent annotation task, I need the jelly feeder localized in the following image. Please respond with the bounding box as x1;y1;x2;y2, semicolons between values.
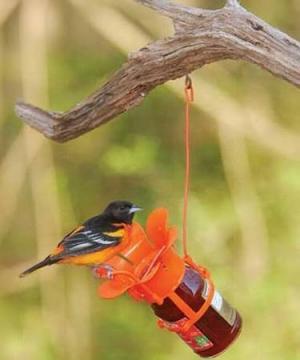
96;208;242;358
96;76;242;357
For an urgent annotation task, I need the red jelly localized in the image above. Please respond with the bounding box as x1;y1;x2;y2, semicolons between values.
152;266;242;357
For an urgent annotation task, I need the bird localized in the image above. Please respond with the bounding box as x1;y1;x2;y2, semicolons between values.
20;200;142;277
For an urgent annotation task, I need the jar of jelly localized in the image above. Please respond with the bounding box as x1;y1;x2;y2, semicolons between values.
98;209;242;358
152;266;242;357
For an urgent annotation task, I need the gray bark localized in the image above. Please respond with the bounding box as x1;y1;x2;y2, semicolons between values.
15;0;300;142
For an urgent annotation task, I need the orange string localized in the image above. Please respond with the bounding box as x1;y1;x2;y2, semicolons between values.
182;75;194;257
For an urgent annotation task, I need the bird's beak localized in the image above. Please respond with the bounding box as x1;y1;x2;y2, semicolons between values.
129;205;143;214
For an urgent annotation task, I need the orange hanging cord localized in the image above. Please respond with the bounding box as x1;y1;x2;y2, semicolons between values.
182;75;194;258
179;75;215;333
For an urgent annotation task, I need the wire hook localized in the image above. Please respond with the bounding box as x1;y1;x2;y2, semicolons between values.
185;74;192;89
184;75;194;103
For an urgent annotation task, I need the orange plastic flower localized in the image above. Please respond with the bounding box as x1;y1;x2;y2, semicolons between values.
97;208;185;304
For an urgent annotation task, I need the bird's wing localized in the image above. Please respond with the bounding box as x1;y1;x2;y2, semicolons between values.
54;224;123;259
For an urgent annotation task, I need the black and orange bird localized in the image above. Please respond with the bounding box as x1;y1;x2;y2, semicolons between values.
20;200;142;277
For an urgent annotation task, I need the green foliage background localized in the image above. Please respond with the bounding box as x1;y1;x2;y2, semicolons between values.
0;0;299;359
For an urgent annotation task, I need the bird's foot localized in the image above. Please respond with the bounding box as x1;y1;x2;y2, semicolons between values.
92;264;114;280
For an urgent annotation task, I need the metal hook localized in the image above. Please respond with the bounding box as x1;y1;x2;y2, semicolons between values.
184;74;194;103
185;74;192;90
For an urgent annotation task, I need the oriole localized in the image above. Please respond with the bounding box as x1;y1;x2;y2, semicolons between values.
20;200;142;277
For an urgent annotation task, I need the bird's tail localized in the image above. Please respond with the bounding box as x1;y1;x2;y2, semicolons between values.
19;256;57;277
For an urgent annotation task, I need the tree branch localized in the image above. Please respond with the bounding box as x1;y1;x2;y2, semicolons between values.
15;0;300;142
226;0;240;8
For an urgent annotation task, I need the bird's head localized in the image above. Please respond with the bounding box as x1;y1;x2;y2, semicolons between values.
103;200;142;224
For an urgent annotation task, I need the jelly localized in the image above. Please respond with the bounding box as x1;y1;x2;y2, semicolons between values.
152;266;242;357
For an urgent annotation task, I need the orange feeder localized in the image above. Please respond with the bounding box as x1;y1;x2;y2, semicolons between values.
96;208;242;358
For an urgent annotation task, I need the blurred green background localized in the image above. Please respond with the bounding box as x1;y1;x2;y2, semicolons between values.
0;0;300;359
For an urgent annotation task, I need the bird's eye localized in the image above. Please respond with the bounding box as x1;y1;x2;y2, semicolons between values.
120;206;126;210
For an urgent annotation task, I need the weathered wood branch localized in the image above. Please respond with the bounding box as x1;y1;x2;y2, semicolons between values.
15;0;300;142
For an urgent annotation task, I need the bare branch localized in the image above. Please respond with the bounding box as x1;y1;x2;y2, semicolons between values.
226;0;240;8
135;0;209;21
15;1;300;142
